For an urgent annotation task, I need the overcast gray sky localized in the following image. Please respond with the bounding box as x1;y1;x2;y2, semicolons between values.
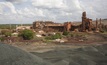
0;0;107;24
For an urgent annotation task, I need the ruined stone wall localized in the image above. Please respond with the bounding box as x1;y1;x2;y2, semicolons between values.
33;21;64;32
45;26;64;32
32;12;105;32
81;12;94;31
64;22;72;31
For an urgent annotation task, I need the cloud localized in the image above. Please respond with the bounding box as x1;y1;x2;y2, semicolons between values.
31;0;67;9
79;0;107;19
16;7;45;18
0;2;17;14
5;0;27;3
31;0;83;21
0;0;107;24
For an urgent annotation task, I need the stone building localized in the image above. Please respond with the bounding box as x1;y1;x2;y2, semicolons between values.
33;21;64;32
81;12;93;31
32;12;105;32
64;22;72;32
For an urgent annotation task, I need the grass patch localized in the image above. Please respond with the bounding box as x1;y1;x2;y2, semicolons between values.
70;32;88;38
62;31;70;36
45;33;62;40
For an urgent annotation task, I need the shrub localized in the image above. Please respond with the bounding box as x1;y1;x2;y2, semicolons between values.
45;33;62;40
63;31;70;36
0;37;4;41
1;30;12;37
70;33;75;37
5;32;12;37
100;29;106;33
52;33;62;39
19;29;34;40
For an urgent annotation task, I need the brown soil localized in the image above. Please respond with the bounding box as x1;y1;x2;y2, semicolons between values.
9;32;107;53
1;32;107;65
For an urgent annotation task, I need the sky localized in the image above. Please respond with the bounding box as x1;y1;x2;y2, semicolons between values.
0;0;107;24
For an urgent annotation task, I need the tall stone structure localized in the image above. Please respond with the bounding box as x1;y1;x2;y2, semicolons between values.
96;18;98;29
100;18;102;25
82;12;87;31
81;12;93;31
99;18;102;31
95;18;99;32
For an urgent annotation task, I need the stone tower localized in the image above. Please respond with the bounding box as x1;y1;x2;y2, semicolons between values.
96;18;98;29
82;11;87;31
81;11;93;31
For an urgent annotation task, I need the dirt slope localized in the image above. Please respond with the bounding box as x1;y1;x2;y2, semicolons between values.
1;42;107;65
32;44;107;65
0;43;53;65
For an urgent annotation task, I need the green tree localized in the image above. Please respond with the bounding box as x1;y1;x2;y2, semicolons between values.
19;29;34;40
